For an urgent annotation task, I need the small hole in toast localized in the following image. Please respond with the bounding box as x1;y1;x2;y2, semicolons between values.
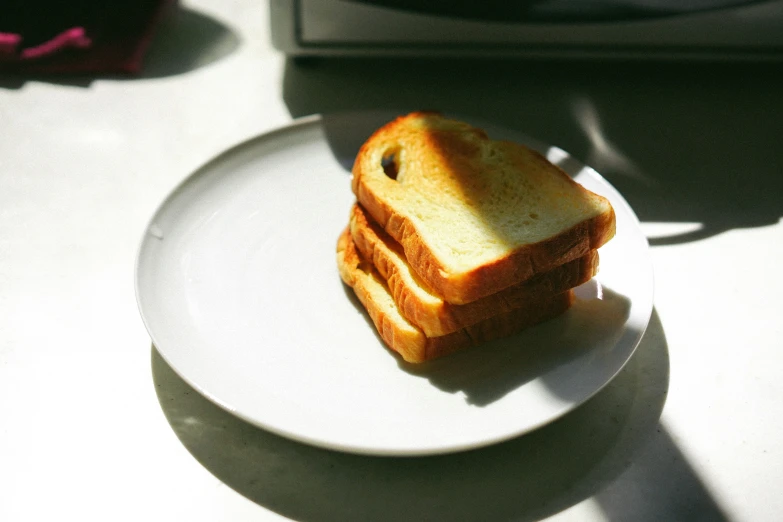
382;152;399;180
529;212;539;219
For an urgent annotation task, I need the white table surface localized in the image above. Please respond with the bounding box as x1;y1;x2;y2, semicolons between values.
2;1;782;520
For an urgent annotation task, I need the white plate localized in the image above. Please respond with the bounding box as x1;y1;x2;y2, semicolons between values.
135;112;653;456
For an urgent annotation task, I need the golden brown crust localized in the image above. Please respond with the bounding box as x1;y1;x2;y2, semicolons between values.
351;112;616;305
337;227;574;363
349;203;598;337
337;227;424;362
423;290;574;362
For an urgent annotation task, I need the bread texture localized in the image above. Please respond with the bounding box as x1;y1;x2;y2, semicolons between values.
337;227;573;363
351;112;615;304
349;203;597;337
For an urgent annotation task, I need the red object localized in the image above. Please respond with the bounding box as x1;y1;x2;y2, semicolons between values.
0;0;176;75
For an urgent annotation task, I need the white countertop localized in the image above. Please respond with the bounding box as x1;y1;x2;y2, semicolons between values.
2;1;782;520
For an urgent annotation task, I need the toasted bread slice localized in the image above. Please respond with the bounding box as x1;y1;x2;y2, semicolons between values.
349;203;597;337
337;227;573;363
352;112;615;304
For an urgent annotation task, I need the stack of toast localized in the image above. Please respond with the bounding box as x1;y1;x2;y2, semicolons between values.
337;112;616;363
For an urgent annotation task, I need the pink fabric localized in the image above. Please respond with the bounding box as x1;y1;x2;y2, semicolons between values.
0;0;176;75
17;27;92;60
0;33;22;55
